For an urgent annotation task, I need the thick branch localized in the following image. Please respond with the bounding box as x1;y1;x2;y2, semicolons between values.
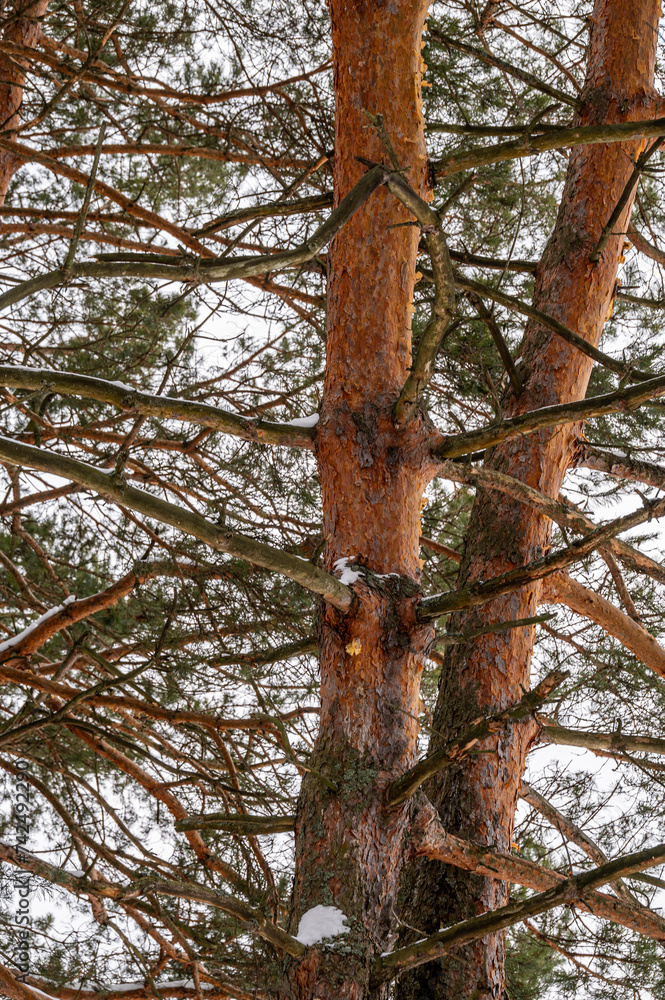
426;122;566;138
193;192;334;236
0;166;389;312
434;371;665;459
454;272;650;380
541;571;665;680
0;365;315;449
577;442;665;491
419;496;665;621
385;670;567;807
0;436;352;610
437;459;665;587
537;720;665;758
407;803;665;942
431;116;665;178
175;813;296;834
628;221;665;264
373;838;665;982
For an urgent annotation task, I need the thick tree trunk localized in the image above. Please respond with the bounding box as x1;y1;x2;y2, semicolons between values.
281;1;435;997
396;2;661;998
0;0;48;202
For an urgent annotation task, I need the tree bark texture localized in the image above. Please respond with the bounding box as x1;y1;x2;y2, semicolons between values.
396;2;661;998
0;0;48;202
282;0;436;996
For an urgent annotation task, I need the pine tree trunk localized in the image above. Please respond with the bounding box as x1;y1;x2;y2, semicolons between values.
0;0;49;202
281;0;435;996
396;2;661;998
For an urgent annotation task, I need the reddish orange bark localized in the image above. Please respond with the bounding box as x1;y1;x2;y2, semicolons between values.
282;0;435;996
397;2;662;998
0;0;48;202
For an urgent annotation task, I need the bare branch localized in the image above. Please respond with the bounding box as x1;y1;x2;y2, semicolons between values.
385;670;567;807
0;365;315;449
468;294;522;394
541;572;665;680
0;658;286;732
628;221;665;264
373;837;665;983
419;496;665;621
448;249;537;272
431;116;665;178
0;435;352;610
434;371;665;459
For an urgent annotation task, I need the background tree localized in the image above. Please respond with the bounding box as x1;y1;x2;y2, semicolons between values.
0;1;664;999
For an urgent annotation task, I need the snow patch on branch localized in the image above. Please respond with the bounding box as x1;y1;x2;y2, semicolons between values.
64;981;216;995
333;557;364;586
295;904;350;946
0;595;76;653
108;380;137;392
285;412;319;428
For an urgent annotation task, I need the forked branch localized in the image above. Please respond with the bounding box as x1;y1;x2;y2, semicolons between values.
437;460;665;587
0;166;389;312
419;495;665;621
385;670;567;806
434;371;665;458
373;838;665;983
454;272;651;381
409;802;665;943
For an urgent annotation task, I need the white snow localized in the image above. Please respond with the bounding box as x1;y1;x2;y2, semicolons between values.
108;380;137;392
333;557;364;586
0;595;76;653
286;412;319;428
295;904;350;946
85;981;215;994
